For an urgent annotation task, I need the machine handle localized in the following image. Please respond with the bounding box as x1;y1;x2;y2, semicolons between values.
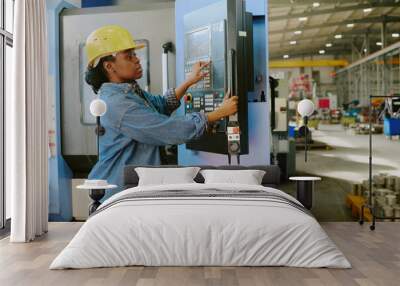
162;42;174;94
227;49;236;98
226;49;240;161
228;49;238;121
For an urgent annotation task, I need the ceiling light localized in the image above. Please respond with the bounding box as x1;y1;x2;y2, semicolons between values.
290;40;297;45
376;42;383;46
326;43;332;47
334;34;342;39
283;54;289;59
363;8;373;13
319;50;325;54
346;23;354;28
294;30;302;35
299;17;308;21
392;33;400;38
312;2;320;8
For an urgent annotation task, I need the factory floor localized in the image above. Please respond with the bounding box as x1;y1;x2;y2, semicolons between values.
284;124;400;221
296;124;400;182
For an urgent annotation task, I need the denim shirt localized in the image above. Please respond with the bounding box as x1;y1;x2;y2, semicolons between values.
88;82;208;199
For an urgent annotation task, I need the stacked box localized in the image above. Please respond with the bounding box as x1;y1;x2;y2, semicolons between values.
351;173;400;221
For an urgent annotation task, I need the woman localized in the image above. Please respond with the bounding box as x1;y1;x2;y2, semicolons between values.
85;25;238;198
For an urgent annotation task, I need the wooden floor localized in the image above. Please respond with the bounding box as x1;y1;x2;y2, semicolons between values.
0;222;399;286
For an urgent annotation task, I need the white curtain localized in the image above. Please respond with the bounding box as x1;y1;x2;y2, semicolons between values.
9;0;49;242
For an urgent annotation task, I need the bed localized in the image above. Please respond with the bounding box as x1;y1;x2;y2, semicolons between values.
50;165;351;269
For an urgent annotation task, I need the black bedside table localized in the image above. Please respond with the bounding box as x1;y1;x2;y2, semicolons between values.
289;176;321;210
77;180;117;215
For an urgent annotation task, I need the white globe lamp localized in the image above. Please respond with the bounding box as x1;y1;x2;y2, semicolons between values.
90;99;107;161
297;99;315;117
297;99;315;162
90;99;107;117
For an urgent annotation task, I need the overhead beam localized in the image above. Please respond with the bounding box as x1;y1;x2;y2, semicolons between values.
269;28;399;57
337;40;400;73
271;42;395;61
270;44;349;53
269;2;400;21
270;40;390;60
269;16;400;34
269;59;349;68
268;31;392;44
270;38;399;54
269;48;352;60
269;52;352;60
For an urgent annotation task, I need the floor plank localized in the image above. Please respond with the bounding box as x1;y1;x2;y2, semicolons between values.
0;222;399;286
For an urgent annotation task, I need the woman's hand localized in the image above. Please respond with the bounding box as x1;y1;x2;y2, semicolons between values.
186;61;210;86
217;92;239;117
175;61;210;101
206;90;239;123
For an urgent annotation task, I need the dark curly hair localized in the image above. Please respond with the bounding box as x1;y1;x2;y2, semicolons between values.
85;55;115;94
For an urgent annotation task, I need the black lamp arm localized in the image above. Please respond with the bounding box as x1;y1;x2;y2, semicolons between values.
304;116;308;162
95;116;106;161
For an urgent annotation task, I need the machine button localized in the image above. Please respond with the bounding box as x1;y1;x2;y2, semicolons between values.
229;142;240;153
185;93;192;102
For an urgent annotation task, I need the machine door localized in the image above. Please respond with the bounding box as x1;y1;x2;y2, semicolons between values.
183;0;253;155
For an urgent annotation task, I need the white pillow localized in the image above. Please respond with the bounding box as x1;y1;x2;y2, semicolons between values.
135;167;201;186
200;169;266;185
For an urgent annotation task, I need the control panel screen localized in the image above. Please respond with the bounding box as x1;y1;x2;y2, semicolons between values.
185;28;210;61
184;27;212;90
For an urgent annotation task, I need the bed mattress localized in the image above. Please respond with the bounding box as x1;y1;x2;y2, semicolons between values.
50;183;351;269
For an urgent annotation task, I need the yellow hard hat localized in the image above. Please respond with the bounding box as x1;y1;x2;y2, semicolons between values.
85;25;145;68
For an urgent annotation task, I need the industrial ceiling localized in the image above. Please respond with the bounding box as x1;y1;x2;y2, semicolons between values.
268;0;400;60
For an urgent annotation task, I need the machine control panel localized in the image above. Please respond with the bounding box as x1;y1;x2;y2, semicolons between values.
185;90;226;133
182;1;251;156
184;21;227;135
184;58;212;90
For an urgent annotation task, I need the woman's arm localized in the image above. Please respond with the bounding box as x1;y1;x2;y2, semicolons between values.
144;61;209;115
120;93;238;146
120;103;208;146
144;89;179;115
206;94;238;123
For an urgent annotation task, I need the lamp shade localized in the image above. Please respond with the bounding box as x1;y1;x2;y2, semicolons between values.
297;99;315;117
90;99;107;117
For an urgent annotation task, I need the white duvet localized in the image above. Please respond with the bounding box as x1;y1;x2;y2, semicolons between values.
50;183;351;269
